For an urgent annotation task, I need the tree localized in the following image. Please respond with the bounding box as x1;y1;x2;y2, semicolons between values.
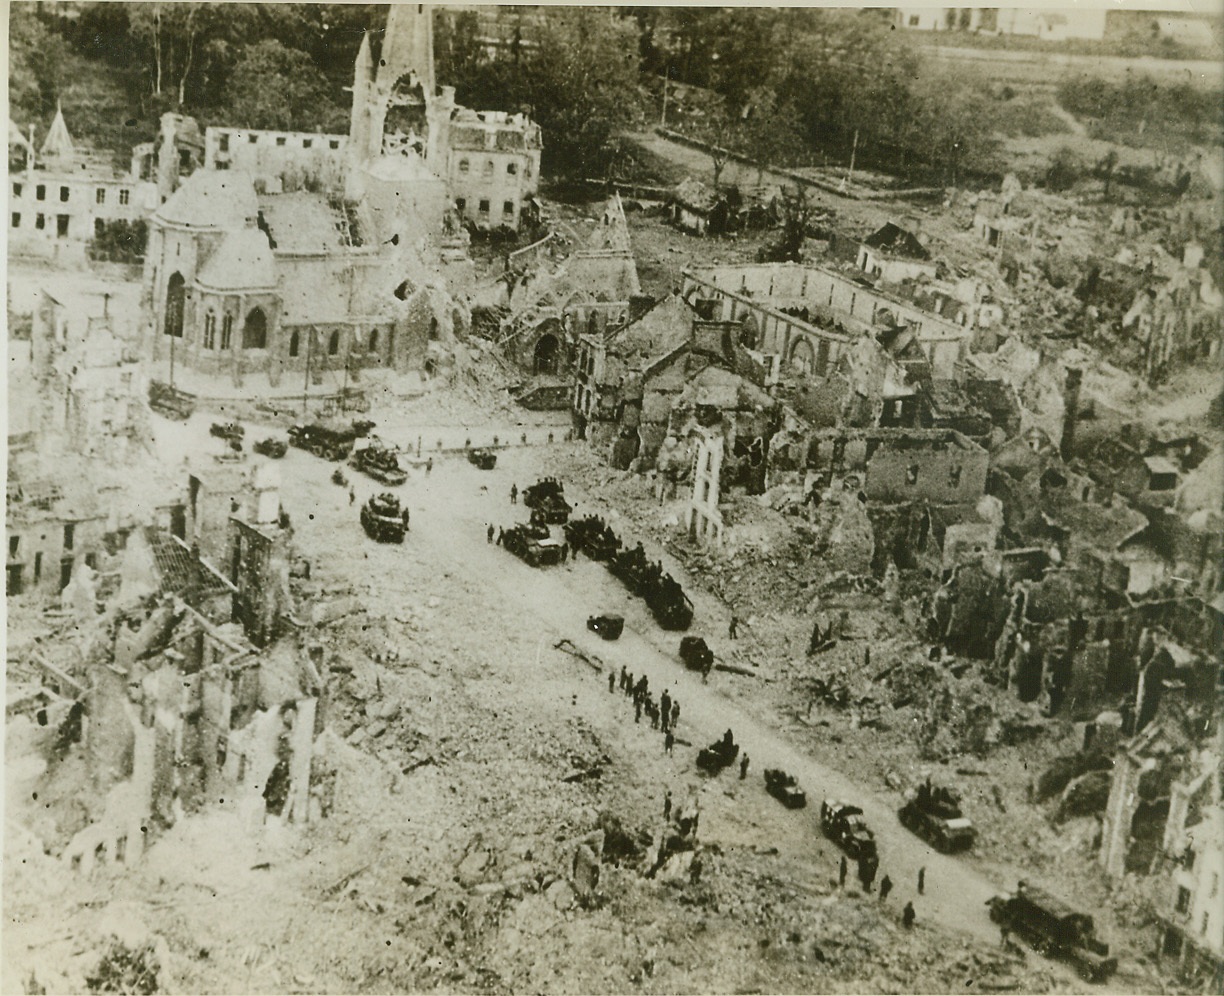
8;6;72;123
225;39;344;133
690;99;739;188
448;8;642;178
740;87;807;183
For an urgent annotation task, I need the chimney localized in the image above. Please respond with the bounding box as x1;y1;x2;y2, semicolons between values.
1060;367;1083;463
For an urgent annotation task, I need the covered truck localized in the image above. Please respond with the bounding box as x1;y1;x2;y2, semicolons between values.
987;881;1117;982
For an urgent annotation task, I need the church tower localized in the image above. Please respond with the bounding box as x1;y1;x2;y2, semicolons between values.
347;32;375;171
378;3;435;98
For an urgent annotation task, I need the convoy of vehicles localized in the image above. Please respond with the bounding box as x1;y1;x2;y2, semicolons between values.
988;882;1118;982
564;515;622;561
898;778;977;853
610;543;694;630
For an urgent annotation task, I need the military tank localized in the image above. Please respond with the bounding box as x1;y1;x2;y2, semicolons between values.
351;440;408;485
522;477;572;524
360;492;407;544
503;522;563;567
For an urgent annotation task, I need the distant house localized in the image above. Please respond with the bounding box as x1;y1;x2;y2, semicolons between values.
857;222;937;285
671;178;736;237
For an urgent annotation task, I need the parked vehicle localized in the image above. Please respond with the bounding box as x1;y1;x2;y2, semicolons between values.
696;729;739;774
360;492;407;544
210;421;245;443
586;614;624;640
351;440;408;485
289;421;358;461
648;574;693;630
987;881;1118;982
468;448;497;470
253;437;288;459
820;799;877;861
679;636;713;671
522;477;572;523
351;419;376;437
564;515;621;561
503;523;564;567
148;380;194;421
764;769;807;809
899;778;977;853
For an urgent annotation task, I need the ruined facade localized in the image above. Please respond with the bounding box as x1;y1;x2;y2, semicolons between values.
682;263;972;381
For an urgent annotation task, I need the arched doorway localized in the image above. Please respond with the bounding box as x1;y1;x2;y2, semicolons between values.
243;307;267;349
739;315;760;349
789;337;815;375
533;333;560;375
164;272;185;337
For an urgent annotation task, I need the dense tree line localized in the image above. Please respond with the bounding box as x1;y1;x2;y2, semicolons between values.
27;4;1213;188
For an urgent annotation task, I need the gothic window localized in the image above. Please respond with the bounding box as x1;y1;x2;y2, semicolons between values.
485;160;494;176
327;330;339;355
243;308;268;349
289;330;300;358
369;328;379;351
478;200;489;215
219;133;230;152
221;314;233;349
96;188;106;204
204;311;217;349
164;273;186;338
119;189;129;205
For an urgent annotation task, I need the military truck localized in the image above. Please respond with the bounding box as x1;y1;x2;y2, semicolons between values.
148;380;195;421
467;448;497;470
253;437;288;459
899;778;977;853
587;614;624;640
351;440;408;485
987;882;1117;982
289;421;358;461
503;523;564;567
820;799;877;861
647;574;693;630
522;477;572;524
764;769;807;809
360;492;407;544
696;729;739;774
679;636;713;671
210;422;245;443
564;516;621;561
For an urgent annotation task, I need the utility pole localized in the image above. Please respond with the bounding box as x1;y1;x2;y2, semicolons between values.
847;129;859;187
303;325;313;414
340;348;349;414
661;71;669;128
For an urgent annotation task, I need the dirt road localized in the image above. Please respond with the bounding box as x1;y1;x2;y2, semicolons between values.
280;437;1006;948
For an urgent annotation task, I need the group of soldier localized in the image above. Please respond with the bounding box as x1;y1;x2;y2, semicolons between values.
838;853;923;929
611;667;681;746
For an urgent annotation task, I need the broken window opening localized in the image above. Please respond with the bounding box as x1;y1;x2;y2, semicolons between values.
164;272;186;338
949;465;962;488
63;523;75;551
906;464;919;485
327;330;340;356
369;328;379;351
289;330;300;358
243;307;268;350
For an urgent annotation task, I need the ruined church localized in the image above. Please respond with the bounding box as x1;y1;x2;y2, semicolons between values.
140;4;542;387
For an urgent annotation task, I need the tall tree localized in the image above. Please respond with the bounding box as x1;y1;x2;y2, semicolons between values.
224;39;344;132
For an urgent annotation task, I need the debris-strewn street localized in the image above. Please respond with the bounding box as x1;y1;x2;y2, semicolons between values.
7;3;1222;994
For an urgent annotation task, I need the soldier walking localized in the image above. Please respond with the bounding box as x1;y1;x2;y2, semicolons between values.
664;730;674;754
425;457;433;476
619;666;628;691
510;483;518;504
608;671;616;694
560;543;569;563
902;901;916;929
671;700;680;728
879;875;893;901
635;698;643;723
838;855;848;888
663;789;672;821
728;614;739;639
625;672;634;698
496;527;504;546
739;754;750;780
660;691;672;732
349;487;356;505
917;866;926;895
487;524;494;543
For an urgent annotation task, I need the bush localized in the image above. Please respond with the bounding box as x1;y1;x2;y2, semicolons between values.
1045;146;1084;192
